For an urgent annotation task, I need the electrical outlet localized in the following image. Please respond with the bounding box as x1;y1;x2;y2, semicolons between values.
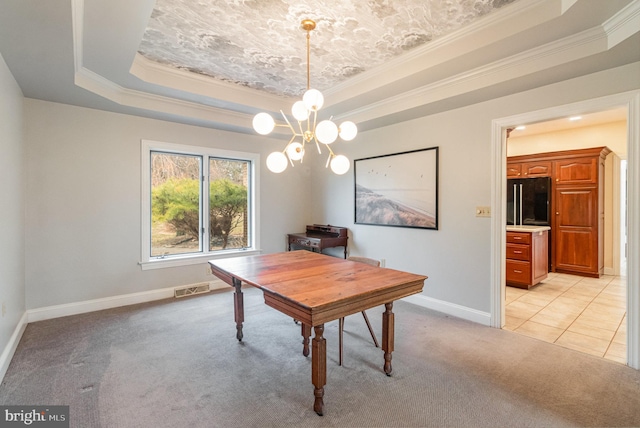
476;206;491;217
2;302;6;317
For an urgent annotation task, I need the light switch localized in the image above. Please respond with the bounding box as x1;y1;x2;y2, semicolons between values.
476;206;491;217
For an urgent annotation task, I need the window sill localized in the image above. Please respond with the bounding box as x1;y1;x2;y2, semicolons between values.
139;249;262;270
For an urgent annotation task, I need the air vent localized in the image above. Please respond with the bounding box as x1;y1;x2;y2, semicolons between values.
174;283;210;298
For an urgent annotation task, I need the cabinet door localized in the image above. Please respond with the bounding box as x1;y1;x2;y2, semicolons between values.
554;157;597;185
521;161;552;177
553;187;598;275
506;162;521;178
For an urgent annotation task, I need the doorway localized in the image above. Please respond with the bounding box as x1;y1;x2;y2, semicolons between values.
620;159;628;275
503;111;627;362
490;91;640;369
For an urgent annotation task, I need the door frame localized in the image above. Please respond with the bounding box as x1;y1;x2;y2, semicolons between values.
490;90;640;369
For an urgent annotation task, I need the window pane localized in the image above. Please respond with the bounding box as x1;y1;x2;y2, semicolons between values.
209;158;249;251
150;152;201;257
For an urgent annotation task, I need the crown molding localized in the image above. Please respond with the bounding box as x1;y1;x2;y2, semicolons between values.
340;2;640;125
71;0;84;74
130;53;291;114
74;67;251;128
602;0;640;48
71;0;256;129
324;0;577;102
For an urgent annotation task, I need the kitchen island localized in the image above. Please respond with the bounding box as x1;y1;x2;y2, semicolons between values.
506;226;550;289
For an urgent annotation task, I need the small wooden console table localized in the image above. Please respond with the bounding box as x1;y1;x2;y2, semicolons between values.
287;224;348;258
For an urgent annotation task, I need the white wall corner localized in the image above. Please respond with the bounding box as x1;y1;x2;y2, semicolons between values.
0;312;28;384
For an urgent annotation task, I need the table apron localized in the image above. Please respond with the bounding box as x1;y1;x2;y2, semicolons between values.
209;265;235;286
263;280;424;326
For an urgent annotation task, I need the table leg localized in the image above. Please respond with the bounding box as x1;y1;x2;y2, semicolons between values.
301;323;311;357
232;277;244;342
338;317;344;366
312;324;326;416
382;302;394;376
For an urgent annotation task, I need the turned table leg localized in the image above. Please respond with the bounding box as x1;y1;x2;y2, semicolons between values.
301;323;311;357
312;324;326;416
382;302;394;376
232;277;244;342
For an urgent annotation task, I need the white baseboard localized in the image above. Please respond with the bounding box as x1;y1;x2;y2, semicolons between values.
402;294;492;326
26;287;175;323
0;312;28;384
25;279;229;323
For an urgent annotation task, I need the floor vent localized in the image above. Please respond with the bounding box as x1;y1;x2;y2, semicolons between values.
174;283;210;298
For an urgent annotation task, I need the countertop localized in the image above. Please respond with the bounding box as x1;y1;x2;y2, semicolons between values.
506;225;551;232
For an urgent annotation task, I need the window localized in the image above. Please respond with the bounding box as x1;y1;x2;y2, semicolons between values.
141;140;260;269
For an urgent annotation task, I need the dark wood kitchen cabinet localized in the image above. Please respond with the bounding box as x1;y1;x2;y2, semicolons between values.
507;146;610;278
553;147;609;277
506;229;549;289
506;160;552;178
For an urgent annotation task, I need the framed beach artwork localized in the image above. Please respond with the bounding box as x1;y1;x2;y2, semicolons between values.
354;147;438;230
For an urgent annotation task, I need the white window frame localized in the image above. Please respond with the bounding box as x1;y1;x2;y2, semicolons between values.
140;139;261;270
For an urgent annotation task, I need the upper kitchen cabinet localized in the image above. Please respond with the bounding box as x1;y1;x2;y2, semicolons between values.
554;156;598;185
506;159;553;178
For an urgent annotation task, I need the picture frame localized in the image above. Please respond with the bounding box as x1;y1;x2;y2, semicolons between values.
354;147;438;230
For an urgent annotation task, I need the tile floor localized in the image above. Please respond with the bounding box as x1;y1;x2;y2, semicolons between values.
504;272;627;364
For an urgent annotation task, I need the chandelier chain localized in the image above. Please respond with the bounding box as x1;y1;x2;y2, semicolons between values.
306;31;311;91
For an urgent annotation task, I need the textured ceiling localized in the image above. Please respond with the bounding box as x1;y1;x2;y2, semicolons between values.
2;0;637;136
138;0;517;98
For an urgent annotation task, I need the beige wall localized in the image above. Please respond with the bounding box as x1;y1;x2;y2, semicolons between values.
23;99;313;309
506;121;627;157
0;52;25;372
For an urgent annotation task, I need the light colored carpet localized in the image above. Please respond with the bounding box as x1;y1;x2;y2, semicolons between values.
1;286;639;427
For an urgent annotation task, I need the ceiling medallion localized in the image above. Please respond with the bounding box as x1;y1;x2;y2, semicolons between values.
252;19;357;175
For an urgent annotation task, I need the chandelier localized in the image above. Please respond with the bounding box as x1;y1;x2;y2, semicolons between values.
252;19;357;175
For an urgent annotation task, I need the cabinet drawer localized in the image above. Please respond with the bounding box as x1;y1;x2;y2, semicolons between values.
289;237;319;248
506;232;531;245
506;260;531;284
506;244;530;261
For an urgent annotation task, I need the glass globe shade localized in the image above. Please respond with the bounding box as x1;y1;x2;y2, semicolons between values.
253;112;275;135
338;121;358;141
315;120;338;145
286;142;304;161
303;89;324;111
330;155;350;175
291;101;309;121
266;152;288;173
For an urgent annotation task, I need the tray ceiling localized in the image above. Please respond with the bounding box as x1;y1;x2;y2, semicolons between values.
0;0;638;135
138;0;517;97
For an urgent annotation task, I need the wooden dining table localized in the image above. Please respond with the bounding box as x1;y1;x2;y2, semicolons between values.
208;250;427;415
